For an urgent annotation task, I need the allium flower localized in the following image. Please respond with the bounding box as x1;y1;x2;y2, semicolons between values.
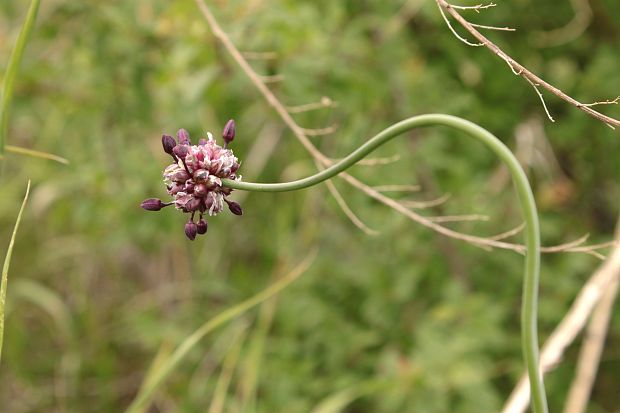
141;120;242;240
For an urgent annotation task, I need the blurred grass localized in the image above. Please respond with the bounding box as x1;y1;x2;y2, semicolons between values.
0;0;619;412
0;0;39;155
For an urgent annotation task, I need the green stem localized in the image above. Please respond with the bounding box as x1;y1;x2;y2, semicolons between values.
222;114;549;413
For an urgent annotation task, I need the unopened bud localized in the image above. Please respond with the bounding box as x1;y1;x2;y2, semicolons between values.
177;128;191;145
141;198;165;211
197;219;208;234
222;119;235;146
173;145;189;158
184;221;197;240
161;134;177;156
226;199;243;216
199;138;208;146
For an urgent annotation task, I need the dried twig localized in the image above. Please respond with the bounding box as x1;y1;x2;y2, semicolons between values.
194;0;613;257
562;223;620;413
325;179;379;236
286;96;336;113
436;0;620;129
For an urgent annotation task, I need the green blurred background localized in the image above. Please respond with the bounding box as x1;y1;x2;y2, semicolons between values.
1;0;619;412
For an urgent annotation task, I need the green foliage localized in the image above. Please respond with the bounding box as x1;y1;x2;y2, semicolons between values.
1;1;619;412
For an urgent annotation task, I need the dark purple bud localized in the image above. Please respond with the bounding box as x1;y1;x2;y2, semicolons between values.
199;138;208;146
177;128;191;145
162;134;177;156
141;198;166;211
194;183;208;197
226;199;243;216
197;219;208;234
173;145;189;158
184;221;197;240
222;119;235;146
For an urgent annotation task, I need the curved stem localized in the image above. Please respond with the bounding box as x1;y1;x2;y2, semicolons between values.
222;114;548;413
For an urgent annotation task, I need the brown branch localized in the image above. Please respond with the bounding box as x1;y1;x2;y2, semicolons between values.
562;273;619;413
194;0;614;256
436;0;620;129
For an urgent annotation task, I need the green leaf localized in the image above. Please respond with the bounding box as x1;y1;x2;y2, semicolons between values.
0;0;41;154
0;180;31;365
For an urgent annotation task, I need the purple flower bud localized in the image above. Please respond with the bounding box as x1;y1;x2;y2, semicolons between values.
173;145;189;158
222;119;235;146
177;128;191;145
197;219;208;234
226;199;243;216
185;221;197;240
199;138;208;146
141;198;165;211
194;183;208;197
162;134;177;155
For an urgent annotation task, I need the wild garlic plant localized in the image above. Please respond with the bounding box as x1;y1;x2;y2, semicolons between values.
142;114;549;413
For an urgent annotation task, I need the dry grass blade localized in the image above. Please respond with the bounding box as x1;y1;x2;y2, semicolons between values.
325;179;379;236
4;145;69;164
0;180;31;364
208;326;248;413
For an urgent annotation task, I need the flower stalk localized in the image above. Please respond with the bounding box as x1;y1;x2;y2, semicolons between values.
141;114;548;413
220;114;549;413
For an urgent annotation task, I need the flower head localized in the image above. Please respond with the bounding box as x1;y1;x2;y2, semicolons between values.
141;121;243;240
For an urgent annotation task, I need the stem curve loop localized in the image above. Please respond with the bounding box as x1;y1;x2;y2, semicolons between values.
222;114;548;413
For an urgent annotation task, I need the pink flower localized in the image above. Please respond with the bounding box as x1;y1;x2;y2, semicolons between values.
141;121;243;240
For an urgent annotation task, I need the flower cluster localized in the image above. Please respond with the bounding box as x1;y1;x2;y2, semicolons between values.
141;119;242;240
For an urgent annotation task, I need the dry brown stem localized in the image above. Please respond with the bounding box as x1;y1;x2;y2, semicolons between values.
194;0;612;257
436;0;620;129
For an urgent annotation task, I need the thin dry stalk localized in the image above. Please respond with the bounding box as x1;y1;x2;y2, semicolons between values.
194;0;612;257
436;0;620;129
562;224;620;413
